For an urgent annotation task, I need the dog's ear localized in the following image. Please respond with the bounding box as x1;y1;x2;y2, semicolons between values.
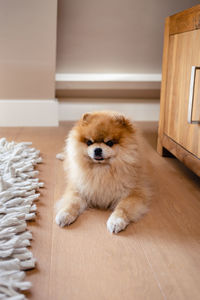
114;114;127;126
114;114;134;132
81;112;92;123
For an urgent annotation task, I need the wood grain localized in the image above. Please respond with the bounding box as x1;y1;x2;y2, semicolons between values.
157;4;200;176
169;4;200;35
157;17;170;155
162;134;200;177
164;29;200;159
193;68;200;123
1;122;200;300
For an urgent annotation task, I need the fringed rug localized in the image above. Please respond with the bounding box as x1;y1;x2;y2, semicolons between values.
0;138;44;299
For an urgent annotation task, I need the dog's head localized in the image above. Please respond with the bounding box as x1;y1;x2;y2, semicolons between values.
69;111;136;165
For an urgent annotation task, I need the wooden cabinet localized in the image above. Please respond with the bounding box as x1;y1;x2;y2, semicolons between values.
158;5;200;177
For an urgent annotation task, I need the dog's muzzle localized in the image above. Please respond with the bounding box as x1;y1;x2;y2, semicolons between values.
94;148;104;161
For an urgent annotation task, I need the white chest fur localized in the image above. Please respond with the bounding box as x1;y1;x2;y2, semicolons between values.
68;158;136;209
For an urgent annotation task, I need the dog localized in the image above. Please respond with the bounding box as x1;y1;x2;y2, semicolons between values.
55;111;150;233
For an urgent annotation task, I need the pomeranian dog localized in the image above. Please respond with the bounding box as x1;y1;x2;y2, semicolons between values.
55;111;150;233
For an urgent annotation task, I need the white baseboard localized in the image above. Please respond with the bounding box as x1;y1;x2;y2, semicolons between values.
56;73;161;82
59;100;160;121
0;98;159;126
0;99;59;127
56;73;161;90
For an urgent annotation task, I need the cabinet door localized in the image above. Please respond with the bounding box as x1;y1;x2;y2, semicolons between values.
164;29;200;158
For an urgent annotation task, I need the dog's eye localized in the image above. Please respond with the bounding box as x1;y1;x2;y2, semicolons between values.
86;140;93;146
106;140;114;147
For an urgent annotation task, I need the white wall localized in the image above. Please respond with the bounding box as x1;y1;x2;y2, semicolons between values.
56;0;199;74
0;0;57;99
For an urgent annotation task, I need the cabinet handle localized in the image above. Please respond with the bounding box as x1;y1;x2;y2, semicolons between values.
188;66;200;124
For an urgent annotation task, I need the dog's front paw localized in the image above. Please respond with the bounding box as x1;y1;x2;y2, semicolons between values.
55;210;76;227
107;214;128;234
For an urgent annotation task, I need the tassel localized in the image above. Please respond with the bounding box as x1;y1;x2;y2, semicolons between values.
0;138;44;299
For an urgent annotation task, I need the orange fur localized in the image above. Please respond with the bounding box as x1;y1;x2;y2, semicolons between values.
55;111;150;233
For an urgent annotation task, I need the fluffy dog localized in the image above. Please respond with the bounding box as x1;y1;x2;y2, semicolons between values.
55;111;150;233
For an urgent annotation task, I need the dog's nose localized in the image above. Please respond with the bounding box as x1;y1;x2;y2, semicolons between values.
94;148;102;156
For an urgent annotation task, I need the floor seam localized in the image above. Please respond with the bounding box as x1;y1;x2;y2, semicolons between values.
136;234;167;300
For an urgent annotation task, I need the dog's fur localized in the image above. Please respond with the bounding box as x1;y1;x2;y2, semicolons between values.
55;111;150;233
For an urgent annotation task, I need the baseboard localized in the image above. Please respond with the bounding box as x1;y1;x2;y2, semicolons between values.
0;99;59;127
56;73;161;98
0;98;159;126
56;73;161;83
58;99;160;121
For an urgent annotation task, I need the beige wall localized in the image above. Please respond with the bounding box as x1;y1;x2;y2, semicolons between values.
0;0;57;99
56;0;199;74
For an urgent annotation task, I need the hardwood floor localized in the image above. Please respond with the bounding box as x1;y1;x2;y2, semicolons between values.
1;122;200;300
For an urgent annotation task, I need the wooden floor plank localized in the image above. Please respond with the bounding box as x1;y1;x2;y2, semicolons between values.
136;122;200;300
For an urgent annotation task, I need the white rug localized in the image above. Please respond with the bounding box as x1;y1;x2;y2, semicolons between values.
0;138;44;299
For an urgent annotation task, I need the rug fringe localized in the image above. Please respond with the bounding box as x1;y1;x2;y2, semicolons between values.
0;138;43;299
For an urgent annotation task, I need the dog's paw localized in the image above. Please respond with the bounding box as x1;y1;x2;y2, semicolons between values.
107;214;128;234
55;210;76;227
